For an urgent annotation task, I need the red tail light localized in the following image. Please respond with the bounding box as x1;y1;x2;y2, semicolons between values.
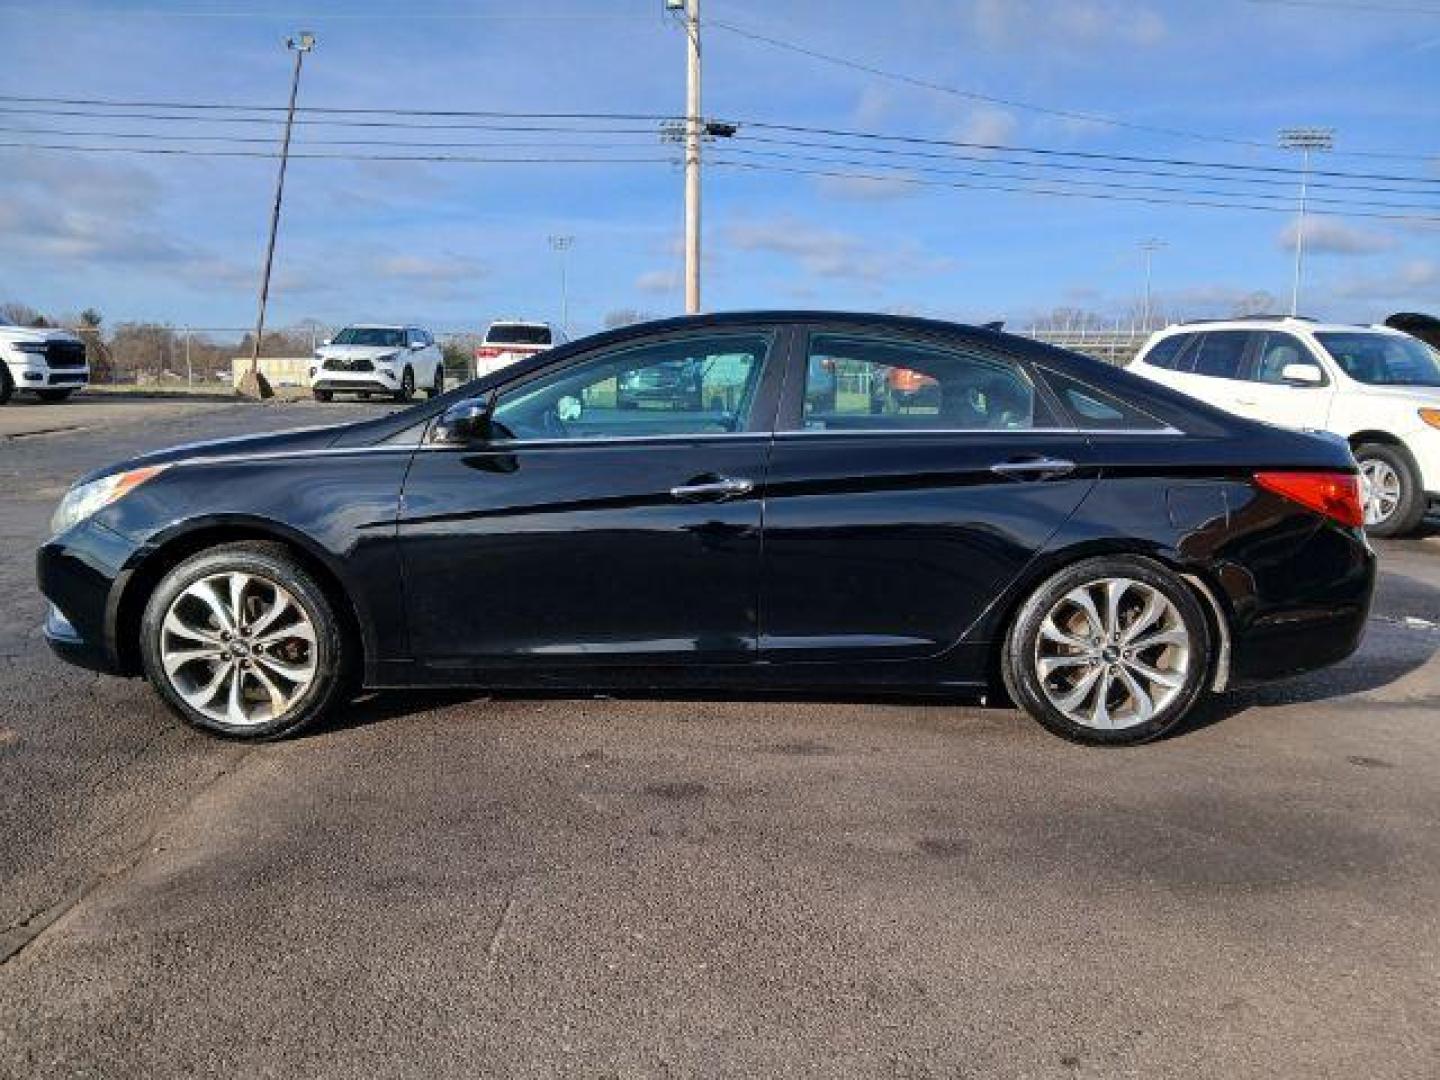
475;346;503;359
1254;470;1364;527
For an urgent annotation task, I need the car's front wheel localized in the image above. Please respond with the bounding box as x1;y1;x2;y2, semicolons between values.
1356;442;1425;537
394;367;414;402
0;367;12;406
312;389;333;402
140;542;352;739
1002;556;1211;746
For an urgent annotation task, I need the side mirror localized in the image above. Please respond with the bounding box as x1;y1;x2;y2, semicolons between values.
431;397;495;445
1282;362;1325;386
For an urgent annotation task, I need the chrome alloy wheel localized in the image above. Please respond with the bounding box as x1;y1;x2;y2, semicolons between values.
158;571;318;728
1032;577;1192;731
1359;457;1401;526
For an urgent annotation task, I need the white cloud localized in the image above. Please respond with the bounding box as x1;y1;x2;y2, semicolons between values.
971;0;1167;49
1276;217;1397;256
815;174;919;202
954;106;1018;147
636;268;681;294
725;218;954;284
1332;259;1440;301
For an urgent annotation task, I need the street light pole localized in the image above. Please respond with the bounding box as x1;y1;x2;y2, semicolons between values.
1139;237;1167;332
548;234;574;336
1279;127;1334;318
240;30;315;399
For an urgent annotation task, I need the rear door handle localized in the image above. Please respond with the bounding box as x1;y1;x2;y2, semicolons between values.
1234;397;1258;407
989;456;1076;481
670;476;755;501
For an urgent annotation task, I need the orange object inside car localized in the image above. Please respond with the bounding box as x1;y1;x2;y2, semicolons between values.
888;367;937;393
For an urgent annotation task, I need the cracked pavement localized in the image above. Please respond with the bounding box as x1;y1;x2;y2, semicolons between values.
2;398;1438;1078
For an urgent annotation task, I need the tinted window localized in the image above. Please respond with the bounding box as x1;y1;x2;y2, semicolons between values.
1189;332;1253;380
333;327;404;348
1043;371;1168;431
491;333;769;441
799;334;1042;431
1317;332;1440;387
487;324;553;346
1141;335;1187;370
1251;332;1317;385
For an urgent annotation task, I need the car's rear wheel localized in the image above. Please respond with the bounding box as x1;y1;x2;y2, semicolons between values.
394;367;414;402
1355;442;1425;537
312;389;333;402
140;543;351;740
1002;556;1211;746
37;388;75;402
427;365;444;398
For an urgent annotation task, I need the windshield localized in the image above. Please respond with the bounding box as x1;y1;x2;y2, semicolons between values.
486;324;552;346
1316;332;1440;387
332;327;404;348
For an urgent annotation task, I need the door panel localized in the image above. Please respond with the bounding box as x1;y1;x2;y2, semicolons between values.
397;327;785;667
759;433;1096;660
1230;332;1334;430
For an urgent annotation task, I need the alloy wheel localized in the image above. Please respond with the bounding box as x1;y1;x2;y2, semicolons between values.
158;571;318;728
1359;457;1401;526
1032;577;1192;730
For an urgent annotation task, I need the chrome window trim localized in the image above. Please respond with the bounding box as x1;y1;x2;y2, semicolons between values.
774;426;1184;438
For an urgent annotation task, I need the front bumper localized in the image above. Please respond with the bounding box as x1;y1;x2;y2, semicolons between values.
37;518;142;677
1402;425;1440;499
7;362;89;388
311;378;397;394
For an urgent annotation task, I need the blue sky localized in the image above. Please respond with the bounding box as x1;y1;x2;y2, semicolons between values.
1;0;1437;335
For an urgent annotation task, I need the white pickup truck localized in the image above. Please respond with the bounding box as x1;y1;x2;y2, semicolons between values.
0;316;89;404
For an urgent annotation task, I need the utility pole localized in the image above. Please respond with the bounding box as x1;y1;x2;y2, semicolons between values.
240;30;315;399
1279;127;1334;318
682;0;701;314
1139;237;1167;331
548;234;574;336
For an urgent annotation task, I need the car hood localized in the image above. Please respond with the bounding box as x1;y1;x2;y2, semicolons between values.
73;422;355;487
316;344;404;359
0;326;82;345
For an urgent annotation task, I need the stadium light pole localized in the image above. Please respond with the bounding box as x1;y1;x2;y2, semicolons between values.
1279;127;1335;318
1139;237;1167;332
549;234;574;336
240;30;315;399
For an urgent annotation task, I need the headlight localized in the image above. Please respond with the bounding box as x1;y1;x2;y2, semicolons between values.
1420;408;1440;431
50;466;168;537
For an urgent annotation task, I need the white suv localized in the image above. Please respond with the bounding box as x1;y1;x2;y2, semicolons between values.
1131;317;1440;535
309;325;444;403
474;320;565;377
0;316;89;404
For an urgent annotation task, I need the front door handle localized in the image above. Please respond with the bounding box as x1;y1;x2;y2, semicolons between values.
989;456;1076;481
670;476;756;502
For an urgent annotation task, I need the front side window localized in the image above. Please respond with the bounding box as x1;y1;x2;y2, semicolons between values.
1251;332;1320;385
1188;332;1253;380
333;327;405;348
799;334;1041;431
1316;332;1440;387
490;333;769;441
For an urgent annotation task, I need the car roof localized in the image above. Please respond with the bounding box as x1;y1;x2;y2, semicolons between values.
1148;317;1406;338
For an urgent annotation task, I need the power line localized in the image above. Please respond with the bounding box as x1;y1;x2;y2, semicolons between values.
0;6;657;19
0;94;675;121
707;158;1440;223
709;17;1440;163
0;142;679;166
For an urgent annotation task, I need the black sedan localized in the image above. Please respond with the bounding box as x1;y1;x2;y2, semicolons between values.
37;312;1375;746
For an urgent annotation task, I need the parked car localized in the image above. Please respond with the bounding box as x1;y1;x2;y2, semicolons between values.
38;311;1373;747
0;316;88;404
1129;316;1440;535
309;325;444;402
474;320;565;377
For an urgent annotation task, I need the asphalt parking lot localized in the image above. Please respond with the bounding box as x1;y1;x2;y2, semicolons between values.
1;397;1438;1078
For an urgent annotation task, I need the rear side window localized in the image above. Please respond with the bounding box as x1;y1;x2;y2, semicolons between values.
1140;335;1187;370
1189;332;1254;380
487;324;552;346
798;334;1047;432
1042;371;1169;431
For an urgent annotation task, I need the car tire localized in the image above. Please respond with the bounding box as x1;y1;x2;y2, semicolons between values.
0;367;13;406
1001;555;1212;747
312;389;333;403
1355;442;1425;537
37;388;74;402
394;367;414;403
139;542;353;740
427;365;444;399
